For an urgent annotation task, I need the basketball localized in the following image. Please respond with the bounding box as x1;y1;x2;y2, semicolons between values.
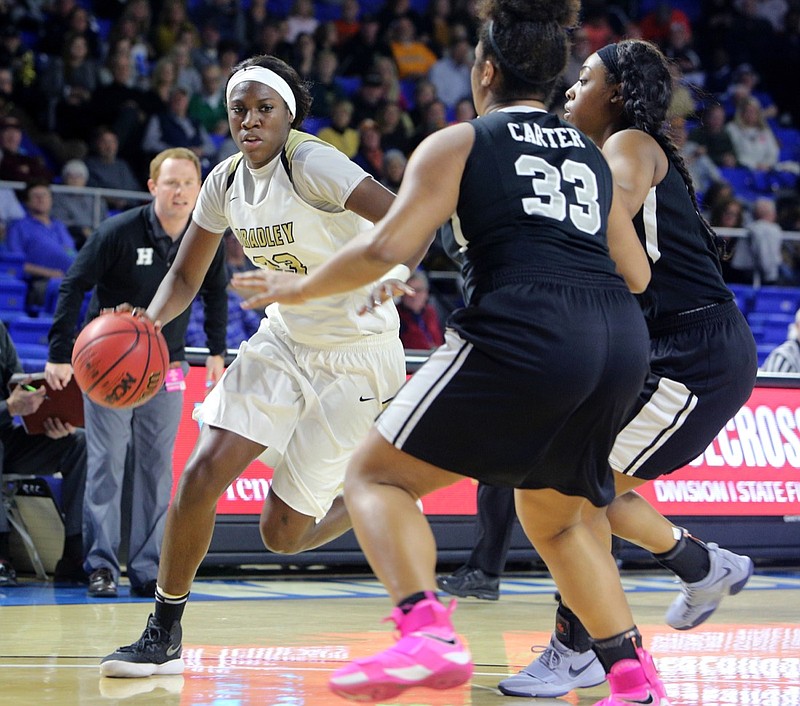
71;312;169;409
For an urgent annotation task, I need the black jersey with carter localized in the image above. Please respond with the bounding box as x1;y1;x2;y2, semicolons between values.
632;159;733;322
454;108;622;303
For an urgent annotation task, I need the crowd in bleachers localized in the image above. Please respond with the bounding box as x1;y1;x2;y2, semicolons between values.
2;0;800;365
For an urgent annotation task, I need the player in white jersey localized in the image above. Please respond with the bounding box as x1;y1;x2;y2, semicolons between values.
100;54;421;679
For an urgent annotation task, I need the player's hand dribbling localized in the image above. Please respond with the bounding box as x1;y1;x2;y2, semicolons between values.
232;270;308;308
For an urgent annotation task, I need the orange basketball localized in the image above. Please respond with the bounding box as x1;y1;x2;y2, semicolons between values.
71;312;169;409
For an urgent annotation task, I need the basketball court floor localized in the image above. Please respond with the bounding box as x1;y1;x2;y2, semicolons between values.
1;567;799;705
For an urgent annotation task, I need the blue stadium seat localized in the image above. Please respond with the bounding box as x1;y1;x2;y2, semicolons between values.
335;75;361;97
750;287;800;315
718;166;759;202
727;283;755;315
0;277;28;313
8;316;55;347
747;312;794;344
0;252;25;279
302;116;331;135
774;126;800;163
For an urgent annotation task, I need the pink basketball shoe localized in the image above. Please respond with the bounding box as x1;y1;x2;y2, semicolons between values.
329;595;473;702
594;647;671;705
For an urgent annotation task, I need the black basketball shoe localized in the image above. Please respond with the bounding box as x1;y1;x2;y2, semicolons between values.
100;614;184;678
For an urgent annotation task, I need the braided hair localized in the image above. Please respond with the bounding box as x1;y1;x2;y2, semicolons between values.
608;40;724;256
476;0;580;104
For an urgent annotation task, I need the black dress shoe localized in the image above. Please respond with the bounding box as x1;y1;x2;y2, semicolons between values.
0;558;18;587
53;557;89;585
437;566;500;600
130;579;158;598
88;568;118;597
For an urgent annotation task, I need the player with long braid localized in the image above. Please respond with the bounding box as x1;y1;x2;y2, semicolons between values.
499;38;758;699
255;2;676;703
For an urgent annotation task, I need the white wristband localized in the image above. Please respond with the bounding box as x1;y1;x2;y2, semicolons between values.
381;264;411;282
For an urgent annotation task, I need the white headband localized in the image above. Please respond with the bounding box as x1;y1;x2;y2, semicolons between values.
225;66;297;120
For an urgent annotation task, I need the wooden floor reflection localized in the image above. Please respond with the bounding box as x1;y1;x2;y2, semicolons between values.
1;570;799;705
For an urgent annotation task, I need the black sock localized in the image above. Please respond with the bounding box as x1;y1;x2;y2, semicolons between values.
61;533;82;561
397;591;434;614
591;627;642;673
0;532;9;560
554;598;593;653
154;588;190;627
653;532;710;584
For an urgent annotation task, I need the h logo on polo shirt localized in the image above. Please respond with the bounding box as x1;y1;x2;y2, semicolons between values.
136;248;154;266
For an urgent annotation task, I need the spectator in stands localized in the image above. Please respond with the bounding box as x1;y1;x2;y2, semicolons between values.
6;181;76;308
334;0;362;49
170;42;202;97
190;0;244;45
729;197;785;285
37;0;90;57
639;0;692;47
689;103;737;168
728;0;776;68
377;0;424;39
381;148;407;192
51;159;106;250
376;100;414;155
397;268;444;350
0;115;53;183
248;20;293;65
142;86;216;174
141;57;179;122
338;14;389;78
387;16;437;81
668;115;725;195
711;196;747;281
106;9;154;89
38;32;100;143
61;4;103;60
761;308;800;372
408;98;448;153
291;32;317;81
190;21;222;73
0;320;87;587
152;0;199;58
84;127;143;211
373;54;409;110
427;30;472;111
350;71;387;125
285;0;319;45
89;52;150;169
452;97;477;123
726;96;780;172
188;63;227;136
408;78;438;126
419;0;456;54
0;25;37;93
317;99;359;158
352;118;385;180
704;46;735;96
662;17;704;86
723;63;778;121
308;50;346;120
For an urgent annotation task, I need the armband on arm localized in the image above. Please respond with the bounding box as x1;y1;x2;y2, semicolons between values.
380;264;411;283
